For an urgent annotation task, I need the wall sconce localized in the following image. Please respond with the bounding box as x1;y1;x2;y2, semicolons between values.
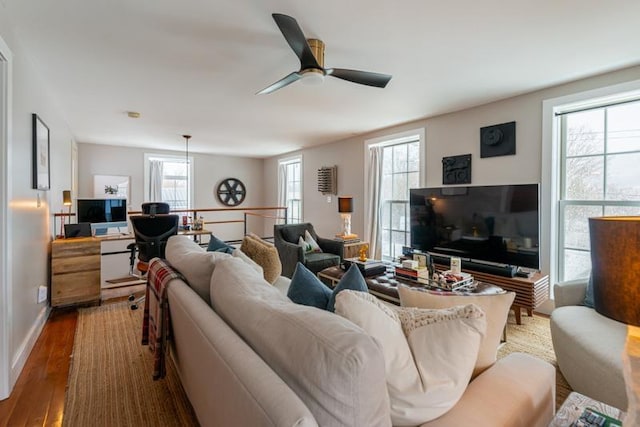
338;196;356;239
589;216;640;424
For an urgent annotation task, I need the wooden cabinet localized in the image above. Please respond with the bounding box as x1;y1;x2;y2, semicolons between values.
51;237;101;307
343;241;369;259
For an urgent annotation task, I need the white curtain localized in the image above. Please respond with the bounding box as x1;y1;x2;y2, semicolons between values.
149;160;164;202
366;146;384;259
277;162;287;224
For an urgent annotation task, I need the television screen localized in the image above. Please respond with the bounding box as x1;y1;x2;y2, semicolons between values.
77;198;127;224
410;184;539;269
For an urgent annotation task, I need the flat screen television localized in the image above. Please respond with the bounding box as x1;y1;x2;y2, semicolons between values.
409;184;540;270
77;198;128;234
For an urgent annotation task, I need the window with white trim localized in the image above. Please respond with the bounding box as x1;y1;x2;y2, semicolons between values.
380;140;420;260
278;156;302;223
557;99;640;281
144;154;193;210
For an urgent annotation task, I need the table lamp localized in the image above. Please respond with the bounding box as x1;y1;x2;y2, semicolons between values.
338;196;356;239
58;190;72;238
589;216;640;423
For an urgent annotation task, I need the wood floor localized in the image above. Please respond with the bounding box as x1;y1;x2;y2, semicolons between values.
0;308;77;427
0;290;142;427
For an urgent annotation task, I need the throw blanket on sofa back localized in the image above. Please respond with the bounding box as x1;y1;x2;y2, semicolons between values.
141;257;184;380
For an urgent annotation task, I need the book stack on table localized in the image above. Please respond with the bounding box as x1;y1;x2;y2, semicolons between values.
342;258;387;277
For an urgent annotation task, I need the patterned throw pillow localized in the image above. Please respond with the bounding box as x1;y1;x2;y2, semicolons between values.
335;290;486;426
297;230;323;253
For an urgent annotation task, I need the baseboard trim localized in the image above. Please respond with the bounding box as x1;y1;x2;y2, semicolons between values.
10;305;50;388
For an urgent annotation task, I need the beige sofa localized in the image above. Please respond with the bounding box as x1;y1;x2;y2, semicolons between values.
164;236;556;427
550;279;628;410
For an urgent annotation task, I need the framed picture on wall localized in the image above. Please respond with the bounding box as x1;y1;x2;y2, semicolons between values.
93;174;130;199
32;113;50;190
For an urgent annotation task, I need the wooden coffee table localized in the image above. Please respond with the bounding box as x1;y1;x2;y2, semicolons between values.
549;391;624;426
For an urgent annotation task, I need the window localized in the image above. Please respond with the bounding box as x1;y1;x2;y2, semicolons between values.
557;100;640;281
365;129;424;261
144;154;193;210
278;156;302;223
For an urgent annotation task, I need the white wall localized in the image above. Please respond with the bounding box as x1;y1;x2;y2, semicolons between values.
264;140;365;239
264;65;640;282
77;143;265;241
0;9;75;398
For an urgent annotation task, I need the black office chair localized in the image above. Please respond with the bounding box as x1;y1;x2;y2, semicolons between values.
127;203;179;309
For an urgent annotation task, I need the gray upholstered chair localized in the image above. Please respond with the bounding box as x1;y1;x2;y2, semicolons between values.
274;223;344;278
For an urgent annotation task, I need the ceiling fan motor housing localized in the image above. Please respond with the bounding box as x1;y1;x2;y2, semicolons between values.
306;38;325;69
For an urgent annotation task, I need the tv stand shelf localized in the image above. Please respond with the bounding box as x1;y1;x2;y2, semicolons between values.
436;263;549;324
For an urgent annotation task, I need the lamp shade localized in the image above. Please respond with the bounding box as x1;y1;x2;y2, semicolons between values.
338;196;353;213
62;190;72;206
589;216;640;326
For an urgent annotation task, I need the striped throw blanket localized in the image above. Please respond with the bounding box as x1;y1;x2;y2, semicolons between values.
141;257;183;380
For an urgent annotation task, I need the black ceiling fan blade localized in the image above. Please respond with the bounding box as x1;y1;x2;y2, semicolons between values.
256;71;303;95
325;68;392;88
272;13;320;70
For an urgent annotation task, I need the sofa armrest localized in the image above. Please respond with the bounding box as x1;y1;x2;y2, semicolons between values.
275;239;304;278
421;353;555;427
317;237;344;259
554;278;588;308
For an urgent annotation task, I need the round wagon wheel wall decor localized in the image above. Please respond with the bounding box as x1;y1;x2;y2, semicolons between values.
216;178;246;206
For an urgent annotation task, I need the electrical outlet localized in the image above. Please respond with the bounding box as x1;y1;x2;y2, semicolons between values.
327;196;332;203
37;286;47;303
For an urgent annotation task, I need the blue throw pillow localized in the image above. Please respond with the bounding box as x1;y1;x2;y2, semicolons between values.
207;235;234;254
287;262;333;309
327;264;368;312
584;273;595;308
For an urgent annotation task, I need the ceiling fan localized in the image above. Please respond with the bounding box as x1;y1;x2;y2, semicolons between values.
257;13;392;95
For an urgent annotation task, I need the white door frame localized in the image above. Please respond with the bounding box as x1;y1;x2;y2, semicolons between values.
0;34;13;400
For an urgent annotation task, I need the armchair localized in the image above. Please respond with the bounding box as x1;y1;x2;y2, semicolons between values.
550;278;628;409
274;223;344;278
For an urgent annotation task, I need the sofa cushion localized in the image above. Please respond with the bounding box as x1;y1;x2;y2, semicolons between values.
303;252;341;271
335;291;485;426
287;263;367;312
231;248;263;277
165;235;230;303
210;257;391;427
398;285;515;377
240;233;282;284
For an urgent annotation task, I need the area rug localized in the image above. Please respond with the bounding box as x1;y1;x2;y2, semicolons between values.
63;302;199;426
64;302;570;424
498;312;573;409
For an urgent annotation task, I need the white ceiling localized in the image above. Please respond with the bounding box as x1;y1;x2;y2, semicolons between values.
4;0;640;158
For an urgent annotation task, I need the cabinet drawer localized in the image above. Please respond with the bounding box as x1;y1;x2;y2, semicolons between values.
101;238;135;254
52;238;100;258
52;255;100;275
51;270;100;307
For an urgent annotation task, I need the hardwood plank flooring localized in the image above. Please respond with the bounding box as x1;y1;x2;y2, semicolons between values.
0;308;77;427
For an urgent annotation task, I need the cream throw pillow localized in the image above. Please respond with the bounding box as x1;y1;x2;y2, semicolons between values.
335;290;485;426
240;233;282;284
398;284;515;377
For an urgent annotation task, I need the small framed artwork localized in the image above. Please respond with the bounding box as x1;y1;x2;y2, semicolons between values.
93;174;130;199
32;113;50;190
442;154;471;185
480;121;516;158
